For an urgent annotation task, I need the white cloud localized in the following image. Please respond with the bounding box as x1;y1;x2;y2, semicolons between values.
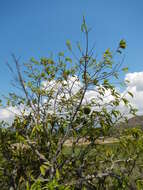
83;72;143;116
125;72;143;91
0;109;13;120
41;76;82;94
0;106;20;123
1;72;143;122
123;72;143;115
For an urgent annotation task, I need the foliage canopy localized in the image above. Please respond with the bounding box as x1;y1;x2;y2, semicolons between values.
0;18;142;190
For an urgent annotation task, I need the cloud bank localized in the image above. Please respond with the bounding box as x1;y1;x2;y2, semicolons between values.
124;72;143;115
1;71;143;123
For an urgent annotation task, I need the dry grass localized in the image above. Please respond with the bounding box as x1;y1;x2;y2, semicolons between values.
64;137;119;146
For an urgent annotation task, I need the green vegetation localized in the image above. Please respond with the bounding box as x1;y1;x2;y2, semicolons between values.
0;17;142;189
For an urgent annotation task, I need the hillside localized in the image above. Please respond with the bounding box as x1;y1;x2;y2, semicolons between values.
109;115;143;137
124;115;143;127
120;115;143;128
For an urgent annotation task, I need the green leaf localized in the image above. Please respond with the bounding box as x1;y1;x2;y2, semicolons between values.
113;72;119;79
40;165;47;176
81;23;85;32
83;107;91;115
47;59;54;64
26;182;30;190
125;79;130;84
137;179;143;189
30;57;39;64
41;72;46;78
7;99;10;106
77;41;82;52
58;52;64;57
43;161;52;166
65;57;72;63
119;39;126;49
128;91;134;98
122;98;129;105
81;16;87;32
66;40;72;50
93;79;98;85
56;169;60;180
122;67;128;72
104;48;112;58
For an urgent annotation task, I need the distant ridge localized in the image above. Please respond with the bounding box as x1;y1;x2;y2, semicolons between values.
123;115;143;128
110;115;143;137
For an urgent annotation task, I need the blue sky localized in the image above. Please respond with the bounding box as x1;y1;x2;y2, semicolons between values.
0;0;143;95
